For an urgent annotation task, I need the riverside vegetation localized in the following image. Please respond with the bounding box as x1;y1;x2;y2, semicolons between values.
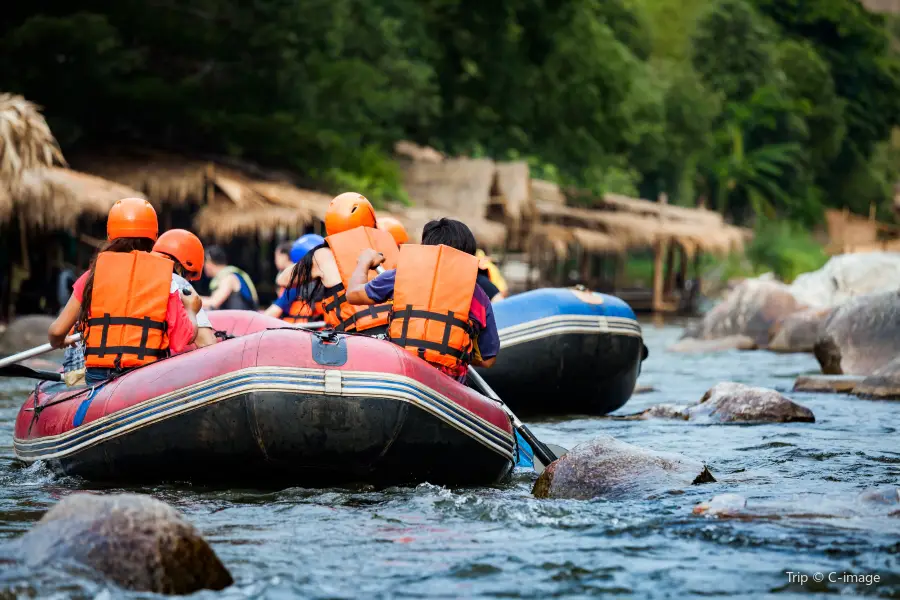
3;0;900;233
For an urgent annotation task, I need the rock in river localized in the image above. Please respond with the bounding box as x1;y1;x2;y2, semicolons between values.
853;355;900;400
789;252;900;308
15;493;232;595
532;435;715;500
0;315;57;356
623;382;815;424
667;335;756;353
767;307;831;353
681;279;804;347
814;290;900;375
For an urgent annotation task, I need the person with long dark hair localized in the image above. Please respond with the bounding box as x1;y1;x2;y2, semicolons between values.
345;218;500;382
48;198;200;385
281;192;399;337
265;234;326;323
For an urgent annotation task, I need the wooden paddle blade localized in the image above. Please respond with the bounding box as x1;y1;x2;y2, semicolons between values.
0;364;63;382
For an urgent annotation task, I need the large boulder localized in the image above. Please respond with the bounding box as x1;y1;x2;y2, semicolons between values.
0;315;58;357
814;290;900;375
667;335;757;353
767;307;831;353
790;253;900;309
15;493;232;594
622;382;815;424
853;355;900;399
532;435;715;500
682;279;804;347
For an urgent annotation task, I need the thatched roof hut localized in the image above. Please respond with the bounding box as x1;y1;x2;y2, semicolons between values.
534;201;747;257
531;179;565;206
71;151;339;240
0;94;66;224
194;182;333;240
16;167;146;230
194;204;312;241
0;95;147;231
71;152;294;210
0;94;64;183
396;145;526;248
386;206;506;249
529;223;623;258
400;157;497;220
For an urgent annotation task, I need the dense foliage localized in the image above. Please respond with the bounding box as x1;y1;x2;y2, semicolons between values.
2;0;899;220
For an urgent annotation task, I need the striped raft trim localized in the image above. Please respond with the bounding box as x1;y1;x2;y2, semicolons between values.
14;366;515;462
499;314;642;349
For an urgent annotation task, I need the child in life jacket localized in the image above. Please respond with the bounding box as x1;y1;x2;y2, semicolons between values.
265;233;326;324
152;229;217;348
345;218;500;382
284;192;399;337
48;198;200;385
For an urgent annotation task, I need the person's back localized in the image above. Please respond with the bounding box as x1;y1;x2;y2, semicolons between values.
286;192;399;336
345;218;500;381
48;198;199;386
322;225;398;334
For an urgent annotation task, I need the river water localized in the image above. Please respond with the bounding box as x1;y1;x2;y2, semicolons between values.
0;323;897;598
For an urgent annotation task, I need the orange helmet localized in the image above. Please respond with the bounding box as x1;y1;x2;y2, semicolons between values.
107;197;158;241
377;216;409;245
324;192;376;236
153;229;205;280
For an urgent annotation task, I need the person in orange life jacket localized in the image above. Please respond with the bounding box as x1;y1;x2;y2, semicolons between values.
152;229;217;348
284;192;399;336
201;246;259;311
346;218;500;382
265;234;327;323
273;240;294;297
48;199;199;386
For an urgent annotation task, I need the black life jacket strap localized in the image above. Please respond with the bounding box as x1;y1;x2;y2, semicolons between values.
86;313;168;360
335;303;391;332
388;305;475;362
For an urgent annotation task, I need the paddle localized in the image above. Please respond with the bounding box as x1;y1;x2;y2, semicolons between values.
0;364;63;382
371;263;566;472
0;333;81;370
466;368;565;472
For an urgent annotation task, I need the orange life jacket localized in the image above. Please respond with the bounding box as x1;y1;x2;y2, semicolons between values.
388;244;479;370
323;227;399;332
283;298;325;324
84;251;173;369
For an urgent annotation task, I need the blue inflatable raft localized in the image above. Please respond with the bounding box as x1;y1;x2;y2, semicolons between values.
484;287;647;416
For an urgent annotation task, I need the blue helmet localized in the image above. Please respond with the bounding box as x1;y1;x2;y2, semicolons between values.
289;233;325;263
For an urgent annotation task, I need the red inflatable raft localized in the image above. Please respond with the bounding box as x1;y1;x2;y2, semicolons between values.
13;312;515;486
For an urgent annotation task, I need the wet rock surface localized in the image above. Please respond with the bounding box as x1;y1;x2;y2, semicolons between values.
623;382;815;424
532;435;715;500
0;315;57;357
682;279;804;347
814;290;900;375
15;493;232;595
667;335;756;353
789;253;900;308
767;307;831;353
793;374;864;394
853;355;900;400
